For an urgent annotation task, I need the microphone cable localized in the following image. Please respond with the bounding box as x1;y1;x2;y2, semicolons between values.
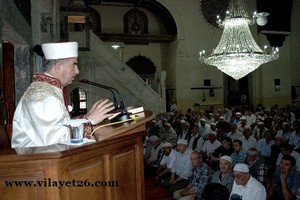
89;114;138;137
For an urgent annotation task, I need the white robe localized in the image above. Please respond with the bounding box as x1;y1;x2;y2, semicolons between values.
12;77;70;148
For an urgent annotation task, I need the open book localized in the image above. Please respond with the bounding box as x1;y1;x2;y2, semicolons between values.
108;105;144;121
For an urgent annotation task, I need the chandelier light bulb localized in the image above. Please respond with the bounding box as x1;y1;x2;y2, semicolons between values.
255;12;269;26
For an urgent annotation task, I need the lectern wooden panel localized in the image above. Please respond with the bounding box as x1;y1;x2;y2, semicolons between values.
0;110;153;200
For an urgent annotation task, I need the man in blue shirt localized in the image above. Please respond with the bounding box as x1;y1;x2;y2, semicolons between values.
267;155;300;200
173;151;212;200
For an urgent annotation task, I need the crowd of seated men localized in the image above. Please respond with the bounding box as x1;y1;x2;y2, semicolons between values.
143;104;300;200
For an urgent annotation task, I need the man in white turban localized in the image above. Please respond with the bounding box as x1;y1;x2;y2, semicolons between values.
12;42;114;148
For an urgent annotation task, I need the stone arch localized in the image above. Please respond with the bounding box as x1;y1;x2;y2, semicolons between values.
126;55;156;88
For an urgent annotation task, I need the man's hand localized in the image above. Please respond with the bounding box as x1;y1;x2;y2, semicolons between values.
180;189;188;196
280;170;288;182
84;99;114;125
170;176;176;185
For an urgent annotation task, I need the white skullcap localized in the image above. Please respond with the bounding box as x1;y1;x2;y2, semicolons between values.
211;123;216;126
42;42;78;60
282;122;289;126
275;133;283;139
177;139;188;145
220;155;232;163
240;117;246;120
235;112;241;115
148;135;159;141
248;149;259;156
180;120;186;124
200;118;206;122
209;131;217;136
162;142;172;147
233;163;249;173
220;116;225;119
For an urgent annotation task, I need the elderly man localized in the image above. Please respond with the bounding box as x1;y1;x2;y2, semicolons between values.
144;136;163;177
165;139;193;193
156;142;178;182
226;123;243;141
160;122;177;146
177;121;191;141
267;155;300;200
216;116;231;134
241;127;257;152
187;124;204;152
253;121;268;140
237;117;249;133
210;155;234;192
198;118;212;140
12;42;114;147
173;151;212;200
202;131;222;157
256;130;275;164
230;163;266;200
246;149;268;186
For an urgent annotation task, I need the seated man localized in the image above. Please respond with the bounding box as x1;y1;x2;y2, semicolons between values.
246;149;268;186
187;124;204;152
144;135;163;177
210;155;234;192
163;139;193;193
267;155;300;200
156;142;178;182
231;139;247;166
173;151;212;200
276;143;300;172
230;163;266;200
256;130;275;166
201;131;222;158
160;122;177;146
209;136;234;171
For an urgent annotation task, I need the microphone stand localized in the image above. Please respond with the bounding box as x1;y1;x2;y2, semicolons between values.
79;79;131;123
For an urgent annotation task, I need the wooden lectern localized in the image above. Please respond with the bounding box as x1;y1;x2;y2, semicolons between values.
0;110;153;200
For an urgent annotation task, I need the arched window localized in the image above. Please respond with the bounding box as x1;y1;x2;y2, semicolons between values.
124;8;148;34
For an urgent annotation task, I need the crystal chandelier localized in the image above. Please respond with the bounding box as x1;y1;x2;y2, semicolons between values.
199;0;279;80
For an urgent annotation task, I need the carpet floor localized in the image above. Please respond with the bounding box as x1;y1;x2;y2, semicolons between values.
145;177;174;200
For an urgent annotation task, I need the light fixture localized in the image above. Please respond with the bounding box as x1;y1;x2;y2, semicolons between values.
111;43;120;49
255;12;269;26
199;0;279;80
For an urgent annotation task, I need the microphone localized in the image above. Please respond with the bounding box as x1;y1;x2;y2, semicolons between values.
79;79;131;123
79;79;119;109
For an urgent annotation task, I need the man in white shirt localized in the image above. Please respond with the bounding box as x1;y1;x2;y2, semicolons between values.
241;127;257;152
177;121;190;141
230;163;266;200
156;142;178;181
201;131;222;157
198;118;212;140
245;109;256;126
226;123;243;141
167;139;193;193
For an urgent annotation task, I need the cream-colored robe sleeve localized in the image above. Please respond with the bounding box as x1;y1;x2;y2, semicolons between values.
12;82;70;148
